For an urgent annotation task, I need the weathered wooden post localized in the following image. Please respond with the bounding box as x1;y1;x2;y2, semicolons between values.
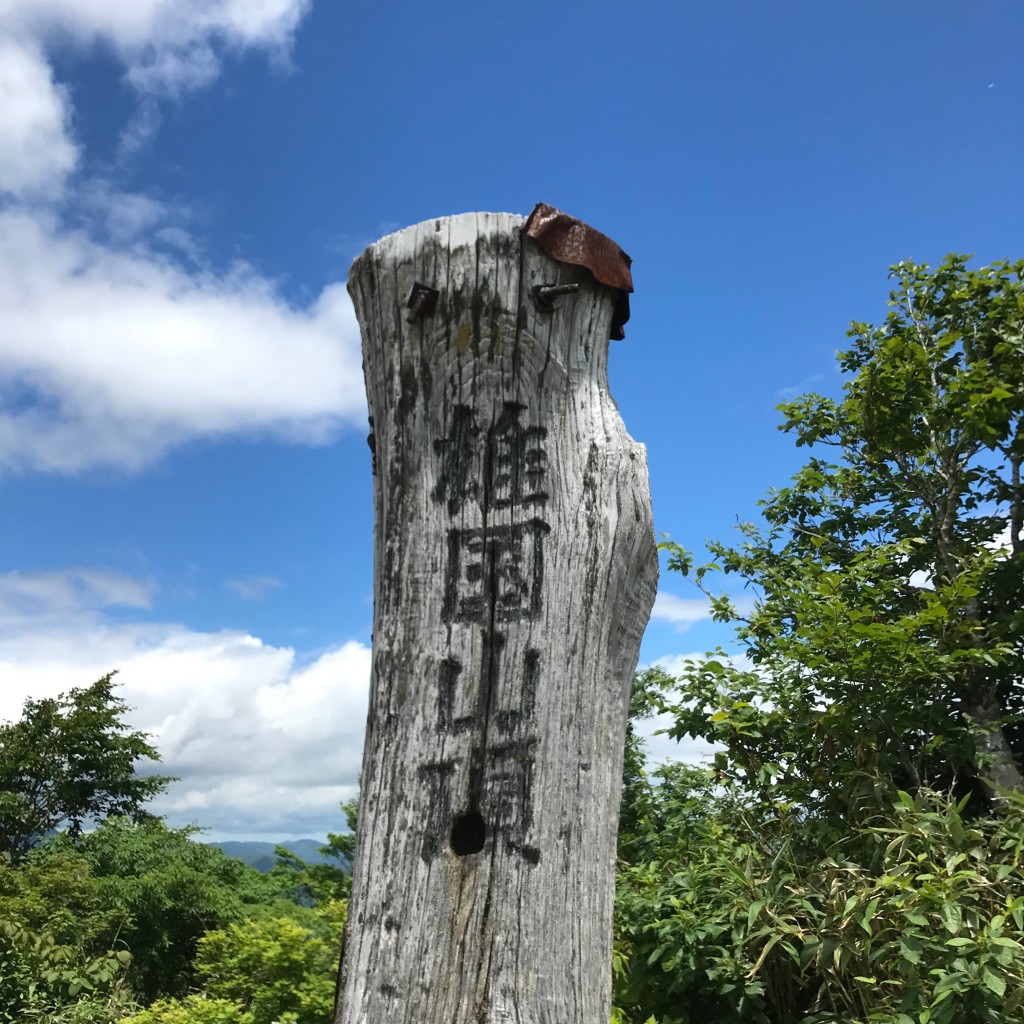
338;206;658;1023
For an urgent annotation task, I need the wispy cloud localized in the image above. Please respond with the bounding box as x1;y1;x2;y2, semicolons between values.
224;575;283;601
1;1;312;100
775;372;825;400
0;567;154;617
651;592;713;631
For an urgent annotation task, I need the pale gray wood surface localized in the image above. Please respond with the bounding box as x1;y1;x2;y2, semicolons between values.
337;212;658;1024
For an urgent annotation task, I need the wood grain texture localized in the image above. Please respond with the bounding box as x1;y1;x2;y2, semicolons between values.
337;213;658;1024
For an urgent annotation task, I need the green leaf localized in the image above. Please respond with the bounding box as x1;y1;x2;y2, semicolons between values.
981;968;1006;997
900;937;923;965
940;902;962;933
747;900;765;930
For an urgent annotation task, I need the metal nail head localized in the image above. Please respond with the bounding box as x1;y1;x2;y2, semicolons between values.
406;283;439;323
533;283;580;310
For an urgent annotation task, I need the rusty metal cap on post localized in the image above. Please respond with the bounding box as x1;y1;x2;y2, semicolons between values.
522;202;633;340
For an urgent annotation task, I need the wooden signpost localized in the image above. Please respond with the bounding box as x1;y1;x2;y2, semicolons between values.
336;207;658;1024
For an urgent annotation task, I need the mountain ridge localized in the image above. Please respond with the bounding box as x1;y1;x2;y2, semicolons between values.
208;838;338;873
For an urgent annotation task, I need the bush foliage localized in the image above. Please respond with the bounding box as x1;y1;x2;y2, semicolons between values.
614;255;1024;1024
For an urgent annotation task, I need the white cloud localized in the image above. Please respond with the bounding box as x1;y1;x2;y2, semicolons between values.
907;524;1018;592
153;226;203;263
0;0;374;842
989;522;1019;554
651;592;712;631
0;210;364;473
74;180;172;243
651;591;758;632
0;36;77;199
652;649;753;679
0;0;365;476
135;636;370;837
0;1;371;841
0;567;154;619
637;651;717;766
0;0;311;97
632;650;758;768
634;708;718;768
908;568;933;590
0;571;371;840
0;0;312;197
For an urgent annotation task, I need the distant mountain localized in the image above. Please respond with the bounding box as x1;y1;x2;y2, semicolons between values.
209;838;341;873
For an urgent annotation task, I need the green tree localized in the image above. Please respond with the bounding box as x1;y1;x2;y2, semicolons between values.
612;255;1024;1023
2;818;331;1014
0;843;119;955
0;826;134;1021
197;909;342;1024
0;674;173;863
665;255;1023;814
39;817;302;1003
119;996;252;1024
617;667;674;866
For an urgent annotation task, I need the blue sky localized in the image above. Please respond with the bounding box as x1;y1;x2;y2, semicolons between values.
0;0;1021;840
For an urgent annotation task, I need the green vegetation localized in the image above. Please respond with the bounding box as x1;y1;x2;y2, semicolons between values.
0;674;173;864
613;255;1024;1023
122;906;343;1024
0;679;349;1023
1;255;1021;1022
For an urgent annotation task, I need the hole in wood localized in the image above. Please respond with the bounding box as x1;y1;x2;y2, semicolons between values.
450;810;486;856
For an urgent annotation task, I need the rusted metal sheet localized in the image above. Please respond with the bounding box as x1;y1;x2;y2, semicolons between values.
522;202;633;340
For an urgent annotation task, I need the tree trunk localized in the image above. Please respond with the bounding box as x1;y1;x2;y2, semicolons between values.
337;211;658;1024
966;683;1024;799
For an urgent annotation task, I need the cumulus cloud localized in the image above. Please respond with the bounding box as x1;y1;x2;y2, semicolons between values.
633;711;718;769
0;569;370;840
634;649;720;767
0;210;364;473
0;0;366;476
0;1;374;841
632;650;758;767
